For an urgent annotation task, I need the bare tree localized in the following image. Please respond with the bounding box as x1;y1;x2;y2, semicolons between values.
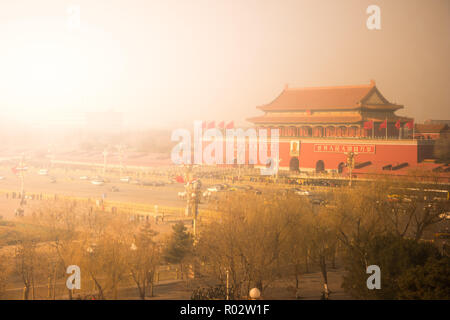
14;240;37;300
196;193;297;298
0;252;11;299
128;222;160;299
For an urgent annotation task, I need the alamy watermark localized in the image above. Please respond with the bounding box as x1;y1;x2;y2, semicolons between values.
366;5;381;30
66;265;81;290
67;5;81;31
171;121;280;175
366;265;381;289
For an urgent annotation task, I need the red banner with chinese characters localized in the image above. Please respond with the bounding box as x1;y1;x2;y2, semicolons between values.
314;144;375;154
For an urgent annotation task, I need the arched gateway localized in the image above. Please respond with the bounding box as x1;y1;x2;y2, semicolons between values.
289;157;299;171
315;160;325;173
338;162;345;174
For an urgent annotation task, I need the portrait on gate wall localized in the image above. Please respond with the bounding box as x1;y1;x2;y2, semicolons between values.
290;140;300;156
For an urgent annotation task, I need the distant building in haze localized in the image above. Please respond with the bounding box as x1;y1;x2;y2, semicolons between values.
424;119;450;126
85;111;124;133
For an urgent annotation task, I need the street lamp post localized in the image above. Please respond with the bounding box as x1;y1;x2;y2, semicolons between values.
86;245;96;293
117;145;126;177
102;149;108;177
226;269;230;300
184;165;201;239
191;185;201;239
20;155;25;204
15;153;27;208
346;152;357;187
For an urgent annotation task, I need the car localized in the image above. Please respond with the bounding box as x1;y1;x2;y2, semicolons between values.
207;185;223;192
439;212;450;220
110;186;119;192
277;189;290;196
318;181;330;187
0;176;5;180
129;179;141;185
203;190;211;198
79;176;89;180
434;231;450;240
120;176;132;183
91;179;105;186
311;198;326;205
293;189;310;196
38;169;49;176
49;177;56;183
253;189;262;195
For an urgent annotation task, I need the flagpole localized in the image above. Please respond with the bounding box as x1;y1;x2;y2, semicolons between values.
372;121;374;139
385;118;388;140
412;120;415;140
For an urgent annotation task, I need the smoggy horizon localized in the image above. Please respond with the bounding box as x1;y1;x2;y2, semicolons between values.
0;0;449;131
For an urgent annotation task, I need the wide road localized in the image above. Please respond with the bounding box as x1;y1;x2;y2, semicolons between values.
0;166;187;208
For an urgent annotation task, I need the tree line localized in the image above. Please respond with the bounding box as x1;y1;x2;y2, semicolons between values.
0;180;449;299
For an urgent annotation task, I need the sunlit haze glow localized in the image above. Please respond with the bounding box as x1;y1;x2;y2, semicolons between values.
0;0;448;131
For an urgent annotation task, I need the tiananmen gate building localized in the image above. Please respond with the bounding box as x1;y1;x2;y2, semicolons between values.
246;80;448;176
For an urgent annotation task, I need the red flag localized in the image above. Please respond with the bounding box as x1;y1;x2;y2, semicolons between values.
395;120;401;129
218;121;225;129
379;119;387;129
175;176;185;183
11;167;18;175
405;120;414;129
363;121;373;130
225;121;234;129
201;121;206;129
207;121;215;129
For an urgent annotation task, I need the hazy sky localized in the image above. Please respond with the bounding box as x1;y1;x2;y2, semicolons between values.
0;0;448;129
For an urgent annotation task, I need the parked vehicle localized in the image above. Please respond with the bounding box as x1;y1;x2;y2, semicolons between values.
91;179;105;186
292;188;310;196
207;185;224;192
310;198;326;206
203;190;211;198
439;212;450;220
178;191;187;200
38;169;49;176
